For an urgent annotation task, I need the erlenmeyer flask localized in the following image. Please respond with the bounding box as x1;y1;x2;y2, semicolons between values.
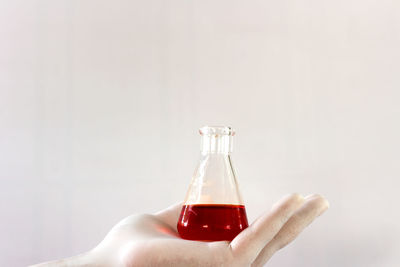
177;126;248;241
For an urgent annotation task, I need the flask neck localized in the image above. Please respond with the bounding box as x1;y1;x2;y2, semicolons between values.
201;134;233;154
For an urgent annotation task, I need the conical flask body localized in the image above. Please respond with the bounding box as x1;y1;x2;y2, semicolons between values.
177;126;248;241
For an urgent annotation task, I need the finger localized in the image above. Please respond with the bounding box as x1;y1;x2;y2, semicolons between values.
230;194;305;263
252;194;329;267
154;202;183;229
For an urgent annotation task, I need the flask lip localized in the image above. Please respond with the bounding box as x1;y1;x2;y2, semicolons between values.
199;126;235;136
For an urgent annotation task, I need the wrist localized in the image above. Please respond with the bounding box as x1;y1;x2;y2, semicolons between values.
31;251;101;267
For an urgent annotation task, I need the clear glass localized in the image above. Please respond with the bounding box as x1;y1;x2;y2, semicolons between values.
177;126;248;241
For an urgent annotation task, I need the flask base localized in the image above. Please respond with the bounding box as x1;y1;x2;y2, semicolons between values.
177;204;249;241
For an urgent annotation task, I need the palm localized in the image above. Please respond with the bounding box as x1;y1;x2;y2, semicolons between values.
92;194;328;267
104;212;232;266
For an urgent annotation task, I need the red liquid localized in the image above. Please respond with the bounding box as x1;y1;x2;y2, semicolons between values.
177;204;249;241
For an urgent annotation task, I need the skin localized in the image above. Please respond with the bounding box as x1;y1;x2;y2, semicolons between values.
32;193;329;267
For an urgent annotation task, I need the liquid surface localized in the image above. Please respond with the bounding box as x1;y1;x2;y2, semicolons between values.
177;204;249;241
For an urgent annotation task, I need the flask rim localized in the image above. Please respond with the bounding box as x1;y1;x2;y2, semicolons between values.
199;126;235;136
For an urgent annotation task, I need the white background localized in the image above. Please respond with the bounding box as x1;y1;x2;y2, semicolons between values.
1;0;400;266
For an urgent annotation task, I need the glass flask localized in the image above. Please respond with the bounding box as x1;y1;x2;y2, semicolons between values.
177;126;248;241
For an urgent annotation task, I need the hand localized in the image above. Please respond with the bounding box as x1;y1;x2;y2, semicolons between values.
33;194;329;267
